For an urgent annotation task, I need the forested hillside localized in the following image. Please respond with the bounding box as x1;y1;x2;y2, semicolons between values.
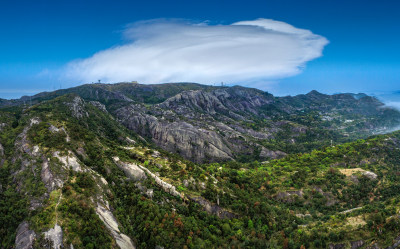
1;83;400;248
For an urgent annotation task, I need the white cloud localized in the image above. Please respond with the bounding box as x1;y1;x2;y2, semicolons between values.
65;18;328;86
385;101;400;110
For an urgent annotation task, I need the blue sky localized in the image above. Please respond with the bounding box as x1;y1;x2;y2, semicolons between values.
0;0;399;99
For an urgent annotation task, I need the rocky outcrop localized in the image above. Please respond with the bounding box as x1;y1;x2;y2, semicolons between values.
49;125;71;142
113;157;182;198
116;107;233;162
96;204;135;249
275;190;304;203
386;235;400;249
0;122;6;131
260;147;287;159
15;117;40;155
351;240;365;249
41;157;63;192
53;151;82;172
113;157;147;181
66;96;88;119
136;162;183;199
328;235;400;249
0;142;4;157
44;224;63;249
15;221;36;249
89;101;107;112
112;87;280;163
188;196;238;219
363;170;378;180
126;137;136;144
340;207;363;214
275;188;337;206
313;187;338;206
159;87;272;116
339;168;378;180
0;142;4;167
329;243;345;249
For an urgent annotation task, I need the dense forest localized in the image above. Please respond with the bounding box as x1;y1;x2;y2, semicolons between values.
1;84;400;248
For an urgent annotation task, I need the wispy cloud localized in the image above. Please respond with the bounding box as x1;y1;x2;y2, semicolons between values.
385;101;400;110
373;91;400;111
65;18;328;87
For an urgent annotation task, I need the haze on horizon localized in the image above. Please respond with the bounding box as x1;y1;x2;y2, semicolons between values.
0;0;399;103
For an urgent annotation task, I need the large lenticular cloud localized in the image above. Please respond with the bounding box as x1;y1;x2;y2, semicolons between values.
65;18;329;85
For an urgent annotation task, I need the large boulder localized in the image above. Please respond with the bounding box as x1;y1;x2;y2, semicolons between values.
15;221;36;249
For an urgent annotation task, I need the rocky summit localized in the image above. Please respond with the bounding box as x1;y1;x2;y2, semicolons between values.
1;83;400;248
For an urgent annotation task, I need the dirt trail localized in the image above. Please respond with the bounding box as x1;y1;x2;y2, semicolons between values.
55;191;62;224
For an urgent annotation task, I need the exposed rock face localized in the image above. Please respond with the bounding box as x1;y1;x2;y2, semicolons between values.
136;163;183;198
53;151;82;172
350;240;364;249
0;142;4;157
329;243;345;249
340;168;378;180
89;101;107;112
113;87;278;163
115;108;234;162
260;147;287;159
159;87;272;116
275;188;337;206
15;221;36;249
96;204;135;249
125;137;136;144
49;124;61;133
275;190;306;203
41;158;63;192
66;96;88;119
15;118;41;155
187;196;238;219
114;157;183;198
386;235;400;249
49;125;71;142
363;170;378;180
113;157;147;181
44;224;63;249
340;207;363;214
0;122;6;131
113;85;400;163
313;187;337;206
0;143;4;167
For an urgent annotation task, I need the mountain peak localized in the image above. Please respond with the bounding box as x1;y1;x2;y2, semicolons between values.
306;90;324;96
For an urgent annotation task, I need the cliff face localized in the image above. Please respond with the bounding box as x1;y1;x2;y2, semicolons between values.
115;107;234;162
113;87;278;162
112;85;400;162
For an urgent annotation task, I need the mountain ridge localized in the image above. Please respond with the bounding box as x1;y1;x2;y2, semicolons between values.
1;83;399;163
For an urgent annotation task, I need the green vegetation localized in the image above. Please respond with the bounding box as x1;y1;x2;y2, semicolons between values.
0;160;28;248
0;86;400;248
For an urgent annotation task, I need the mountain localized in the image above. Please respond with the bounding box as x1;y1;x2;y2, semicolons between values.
2;83;399;163
1;83;400;248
